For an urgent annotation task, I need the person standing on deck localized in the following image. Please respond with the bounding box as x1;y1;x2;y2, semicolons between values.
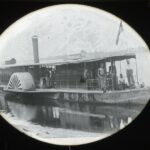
51;66;56;88
119;73;126;90
109;62;118;90
97;63;106;92
83;68;92;89
39;67;46;88
126;59;135;88
83;69;88;81
48;68;52;87
45;69;50;88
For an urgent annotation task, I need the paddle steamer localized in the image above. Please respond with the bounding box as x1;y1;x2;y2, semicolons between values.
0;36;149;105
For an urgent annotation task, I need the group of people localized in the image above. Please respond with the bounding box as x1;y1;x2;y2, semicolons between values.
39;66;56;88
98;60;135;92
83;59;135;92
97;62;118;92
38;60;135;91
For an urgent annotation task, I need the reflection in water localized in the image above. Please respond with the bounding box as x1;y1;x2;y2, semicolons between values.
0;93;145;134
7;101;37;121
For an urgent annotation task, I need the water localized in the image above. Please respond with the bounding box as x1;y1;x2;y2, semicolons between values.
0;92;145;140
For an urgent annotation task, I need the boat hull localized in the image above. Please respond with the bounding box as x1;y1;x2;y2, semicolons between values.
1;87;149;133
3;87;150;105
94;89;150;105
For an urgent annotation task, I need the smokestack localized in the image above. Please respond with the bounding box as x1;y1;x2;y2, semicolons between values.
32;35;39;63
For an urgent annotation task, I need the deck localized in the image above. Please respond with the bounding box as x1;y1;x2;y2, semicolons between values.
2;86;150;94
2;85;150;105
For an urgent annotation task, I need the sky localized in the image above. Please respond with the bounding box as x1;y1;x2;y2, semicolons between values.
0;4;150;86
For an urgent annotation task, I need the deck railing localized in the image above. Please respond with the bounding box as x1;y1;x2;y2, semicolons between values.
49;78;112;90
46;76;138;90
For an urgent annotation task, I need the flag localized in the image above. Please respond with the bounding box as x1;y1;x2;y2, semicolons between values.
116;20;123;45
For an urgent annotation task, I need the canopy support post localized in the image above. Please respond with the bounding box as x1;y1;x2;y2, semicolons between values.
120;61;122;74
110;59;114;91
135;57;139;85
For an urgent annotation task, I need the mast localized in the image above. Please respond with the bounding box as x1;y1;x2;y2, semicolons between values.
116;20;123;45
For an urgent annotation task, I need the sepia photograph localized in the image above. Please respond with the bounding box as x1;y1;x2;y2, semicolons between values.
0;4;150;146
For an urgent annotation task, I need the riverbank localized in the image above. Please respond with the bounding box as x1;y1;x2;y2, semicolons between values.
0;112;110;145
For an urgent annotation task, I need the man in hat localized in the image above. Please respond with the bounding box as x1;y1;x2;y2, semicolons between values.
126;59;135;88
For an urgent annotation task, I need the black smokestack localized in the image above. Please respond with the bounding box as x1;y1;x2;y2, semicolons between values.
32;35;39;63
